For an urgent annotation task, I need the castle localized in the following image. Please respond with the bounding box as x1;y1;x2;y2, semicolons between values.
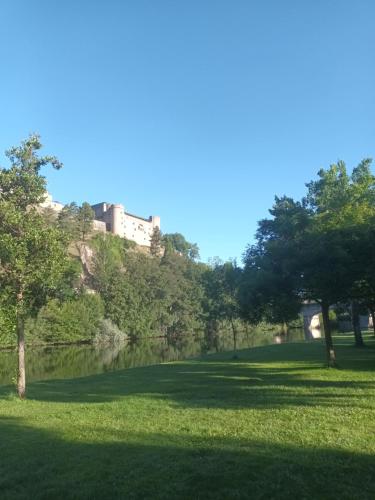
41;193;160;248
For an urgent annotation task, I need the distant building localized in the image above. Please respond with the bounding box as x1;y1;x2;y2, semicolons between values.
40;192;64;212
91;202;160;247
41;193;160;248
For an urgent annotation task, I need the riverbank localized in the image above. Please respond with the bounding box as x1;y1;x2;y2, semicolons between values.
0;334;374;499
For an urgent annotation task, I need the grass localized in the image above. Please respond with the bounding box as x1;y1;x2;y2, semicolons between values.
0;334;374;500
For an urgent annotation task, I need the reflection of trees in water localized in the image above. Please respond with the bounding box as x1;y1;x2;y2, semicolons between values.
204;324;277;353
0;328;306;386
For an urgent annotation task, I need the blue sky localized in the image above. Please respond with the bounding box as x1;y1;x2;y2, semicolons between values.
1;1;374;262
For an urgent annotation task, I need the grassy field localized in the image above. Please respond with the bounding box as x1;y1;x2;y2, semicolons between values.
0;334;374;500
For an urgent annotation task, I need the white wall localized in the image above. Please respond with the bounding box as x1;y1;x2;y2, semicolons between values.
123;213;156;247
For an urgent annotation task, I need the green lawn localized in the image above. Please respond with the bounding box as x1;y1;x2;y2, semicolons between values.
0;334;374;500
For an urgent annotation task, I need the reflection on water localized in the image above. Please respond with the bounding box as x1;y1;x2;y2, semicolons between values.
0;328;306;386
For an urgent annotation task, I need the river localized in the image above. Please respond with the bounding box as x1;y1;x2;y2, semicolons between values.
0;328;306;386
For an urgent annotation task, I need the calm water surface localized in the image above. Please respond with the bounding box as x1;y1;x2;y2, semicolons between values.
0;329;305;386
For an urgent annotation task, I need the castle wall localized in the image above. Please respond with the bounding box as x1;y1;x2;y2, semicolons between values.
93;220;107;233
90;201;160;247
123;212;159;247
40;193;64;213
42;196;160;247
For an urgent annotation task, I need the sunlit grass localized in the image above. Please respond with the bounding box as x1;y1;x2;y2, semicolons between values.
0;333;374;499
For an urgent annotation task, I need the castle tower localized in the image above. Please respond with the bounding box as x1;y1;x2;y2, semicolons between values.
151;215;161;229
111;204;124;236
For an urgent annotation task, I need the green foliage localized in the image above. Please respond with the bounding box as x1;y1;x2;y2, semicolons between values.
93;318;128;346
150;226;163;256
90;233;126;294
203;259;243;350
26;294;104;344
0;134;68;317
57;202;80;241
240;158;375;363
2;134;62;210
163;232;200;260
158;252;206;338
240;197;308;325
0;305;16;346
76;202;95;242
41;207;58;227
93;235;206;340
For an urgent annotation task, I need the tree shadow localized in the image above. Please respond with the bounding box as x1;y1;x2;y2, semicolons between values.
0;415;373;499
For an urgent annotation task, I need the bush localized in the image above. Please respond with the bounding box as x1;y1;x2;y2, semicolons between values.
0;306;16;347
27;293;104;344
93;318;128;346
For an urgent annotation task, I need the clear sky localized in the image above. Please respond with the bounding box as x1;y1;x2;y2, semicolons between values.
1;1;374;262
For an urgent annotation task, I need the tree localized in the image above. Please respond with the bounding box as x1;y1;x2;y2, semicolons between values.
241;159;375;365
90;233;126;294
159;251;205;339
242;196;350;366
240;245;301;330
163;233;200;260
241;196;310;329
76;202;94;242
205;259;242;352
57;202;79;241
306;159;375;347
150;226;163;257
41;206;58;227
0;134;67;398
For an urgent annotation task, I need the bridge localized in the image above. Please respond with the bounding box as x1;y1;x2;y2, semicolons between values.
300;302;372;339
300;302;322;340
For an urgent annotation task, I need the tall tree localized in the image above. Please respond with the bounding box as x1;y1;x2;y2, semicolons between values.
242;159;375;364
306;159;375;347
242;195;352;366
77;202;94;242
57;202;79;241
90;233;125;294
241;196;310;329
163;233;200;260
0;134;67;398
205;260;243;352
150;226;163;257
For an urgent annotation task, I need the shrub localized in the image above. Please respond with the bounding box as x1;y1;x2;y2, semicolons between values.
27;293;104;344
0;306;16;347
93;318;128;346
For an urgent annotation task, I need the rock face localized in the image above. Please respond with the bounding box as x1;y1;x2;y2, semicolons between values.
77;243;96;292
79;243;94;277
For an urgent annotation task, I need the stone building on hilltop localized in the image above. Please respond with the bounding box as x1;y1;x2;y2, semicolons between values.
41;193;160;248
91;202;160;247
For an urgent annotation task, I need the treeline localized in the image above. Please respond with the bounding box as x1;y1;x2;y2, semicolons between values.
0;211;253;349
20;234;253;350
1;135;374;396
0;136;255;365
239;159;375;366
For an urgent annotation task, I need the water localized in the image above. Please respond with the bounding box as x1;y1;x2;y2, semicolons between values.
0;328;306;386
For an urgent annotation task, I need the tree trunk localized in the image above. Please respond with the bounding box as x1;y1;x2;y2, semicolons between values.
230;317;237;353
321;303;336;367
371;310;375;337
17;314;26;399
351;301;364;347
245;322;250;339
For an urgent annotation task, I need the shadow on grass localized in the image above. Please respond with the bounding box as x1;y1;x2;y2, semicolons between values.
0;341;373;410
0;415;373;500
